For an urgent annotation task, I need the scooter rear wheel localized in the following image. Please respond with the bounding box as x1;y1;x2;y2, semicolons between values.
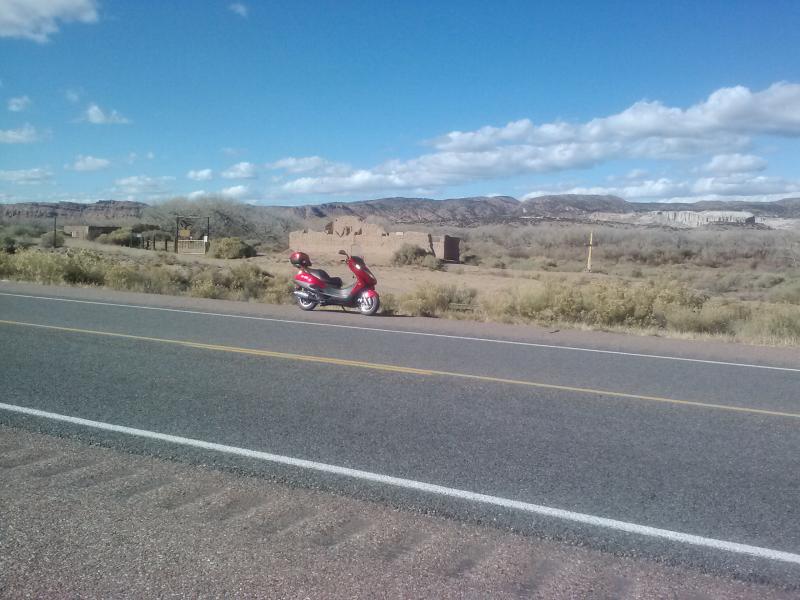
357;293;380;316
296;297;318;311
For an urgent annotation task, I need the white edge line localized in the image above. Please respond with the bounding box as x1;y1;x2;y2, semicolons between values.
1;400;799;566
1;291;798;373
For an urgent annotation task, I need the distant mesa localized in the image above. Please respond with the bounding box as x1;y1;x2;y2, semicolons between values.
0;200;146;224
1;195;798;232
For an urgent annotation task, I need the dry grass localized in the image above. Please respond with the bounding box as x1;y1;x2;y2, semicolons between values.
0;248;292;304
385;277;799;345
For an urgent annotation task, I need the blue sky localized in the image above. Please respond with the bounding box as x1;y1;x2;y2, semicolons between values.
1;0;799;205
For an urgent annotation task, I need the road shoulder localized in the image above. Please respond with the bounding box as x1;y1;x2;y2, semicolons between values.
0;425;793;599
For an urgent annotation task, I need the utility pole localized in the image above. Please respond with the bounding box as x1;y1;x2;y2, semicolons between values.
175;215;179;253
586;230;594;272
53;215;57;248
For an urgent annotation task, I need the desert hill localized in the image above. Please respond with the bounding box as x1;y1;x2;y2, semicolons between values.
2;195;799;229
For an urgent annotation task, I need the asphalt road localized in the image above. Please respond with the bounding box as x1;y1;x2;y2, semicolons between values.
1;282;799;592
3;426;793;599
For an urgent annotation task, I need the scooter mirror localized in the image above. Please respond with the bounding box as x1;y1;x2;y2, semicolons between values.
338;249;348;256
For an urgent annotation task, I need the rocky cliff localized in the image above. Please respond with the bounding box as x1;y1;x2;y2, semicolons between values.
0;200;147;224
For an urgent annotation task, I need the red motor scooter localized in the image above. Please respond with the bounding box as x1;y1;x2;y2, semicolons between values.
290;249;380;315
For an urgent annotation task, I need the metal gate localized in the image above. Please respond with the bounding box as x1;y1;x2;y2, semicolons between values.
177;240;207;254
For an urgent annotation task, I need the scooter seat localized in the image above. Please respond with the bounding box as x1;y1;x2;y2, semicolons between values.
306;268;343;288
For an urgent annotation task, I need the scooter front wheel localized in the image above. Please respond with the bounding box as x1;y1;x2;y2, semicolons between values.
357;293;380;316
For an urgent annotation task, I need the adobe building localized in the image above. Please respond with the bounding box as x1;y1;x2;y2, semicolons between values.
62;225;121;240
289;216;460;263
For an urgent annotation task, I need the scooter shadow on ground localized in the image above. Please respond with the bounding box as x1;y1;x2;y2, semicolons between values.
315;306;413;318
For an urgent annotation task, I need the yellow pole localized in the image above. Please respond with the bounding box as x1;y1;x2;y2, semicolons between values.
587;231;593;272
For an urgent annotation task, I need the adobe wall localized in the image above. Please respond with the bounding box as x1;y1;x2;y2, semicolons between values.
289;217;460;263
63;225;120;240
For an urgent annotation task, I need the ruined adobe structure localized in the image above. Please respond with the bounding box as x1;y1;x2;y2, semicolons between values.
62;225;121;240
289;217;460;263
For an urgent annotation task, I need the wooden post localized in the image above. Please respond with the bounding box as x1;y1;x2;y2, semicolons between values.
586;231;594;272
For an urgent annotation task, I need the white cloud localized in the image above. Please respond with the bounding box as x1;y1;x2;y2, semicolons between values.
8;95;30;112
626;169;648;180
0;0;98;43
69;154;110;171
0;123;40;143
280;143;616;195
65;88;82;103
113;175;175;195
229;3;248;17
0;168;52;184
434;82;800;152
82;103;130;125
690;174;798;197
524;173;800;204
221;161;257;179
220;185;249;199
702;153;767;175
188;190;207;199
274;82;800;198
267;155;352;176
187;168;213;181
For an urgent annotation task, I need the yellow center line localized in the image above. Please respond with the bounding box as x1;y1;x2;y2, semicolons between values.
2;318;798;420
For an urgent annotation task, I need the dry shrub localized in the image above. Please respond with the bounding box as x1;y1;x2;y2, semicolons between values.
1;236;17;254
260;275;294;304
0;250;15;278
483;280;706;329
95;228;141;246
61;252;107;285
392;244;443;270
105;264;180;295
399;285;477;317
663;302;749;335
739;305;800;344
769;279;800;304
39;232;65;248
210;237;256;259
189;268;228;299
379;292;399;315
8;250;68;284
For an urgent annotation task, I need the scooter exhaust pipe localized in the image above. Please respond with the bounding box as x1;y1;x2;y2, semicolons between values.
293;289;317;301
